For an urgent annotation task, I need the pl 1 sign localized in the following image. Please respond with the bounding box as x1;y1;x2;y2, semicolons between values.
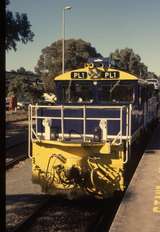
71;71;120;79
101;71;120;79
71;72;87;79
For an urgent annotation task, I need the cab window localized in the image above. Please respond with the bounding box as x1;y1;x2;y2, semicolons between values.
97;84;134;103
60;82;94;103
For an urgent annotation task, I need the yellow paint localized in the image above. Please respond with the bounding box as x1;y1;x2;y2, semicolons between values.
99;142;111;154
32;139;124;198
153;186;160;213
54;67;138;81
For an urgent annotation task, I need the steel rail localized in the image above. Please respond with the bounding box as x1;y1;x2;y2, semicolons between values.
6;141;28;169
6;140;27;151
11;197;51;232
87;194;124;232
6;154;27;170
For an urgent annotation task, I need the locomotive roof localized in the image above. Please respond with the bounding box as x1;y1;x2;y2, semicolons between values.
54;67;138;81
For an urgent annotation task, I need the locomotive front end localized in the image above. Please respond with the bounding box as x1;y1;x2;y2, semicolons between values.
29;61;135;198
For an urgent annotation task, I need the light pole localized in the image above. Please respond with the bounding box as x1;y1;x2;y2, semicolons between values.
62;6;72;74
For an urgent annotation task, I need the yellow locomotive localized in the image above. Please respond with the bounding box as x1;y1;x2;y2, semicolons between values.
28;59;158;198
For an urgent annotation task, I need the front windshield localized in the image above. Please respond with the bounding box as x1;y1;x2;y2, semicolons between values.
97;84;134;102
58;81;134;103
60;82;94;103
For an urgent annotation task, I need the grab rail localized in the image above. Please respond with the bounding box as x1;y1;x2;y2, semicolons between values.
28;104;132;160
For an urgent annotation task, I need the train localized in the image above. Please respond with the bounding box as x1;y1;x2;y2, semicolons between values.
28;58;159;198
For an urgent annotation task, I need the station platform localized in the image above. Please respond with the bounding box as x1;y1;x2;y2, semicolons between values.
109;123;160;232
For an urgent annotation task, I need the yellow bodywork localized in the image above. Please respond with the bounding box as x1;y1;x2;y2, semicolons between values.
54;67;138;81
32;140;125;198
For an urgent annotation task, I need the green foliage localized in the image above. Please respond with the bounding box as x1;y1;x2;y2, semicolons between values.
8;76;26;98
147;71;157;79
109;48;159;80
16;67;26;74
110;48;149;78
6;0;34;51
35;39;102;92
6;70;43;103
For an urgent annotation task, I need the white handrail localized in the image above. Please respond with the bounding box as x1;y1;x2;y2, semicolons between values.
123;142;129;164
32;128;41;142
31;116;121;121
31;104;125;110
28;104;32;159
83;105;86;142
61;105;64;141
29;104;129;147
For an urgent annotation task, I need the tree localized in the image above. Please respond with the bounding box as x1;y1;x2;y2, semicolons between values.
16;67;26;74
7;76;26;99
35;39;102;92
147;71;157;79
6;0;34;51
6;68;44;103
110;48;148;79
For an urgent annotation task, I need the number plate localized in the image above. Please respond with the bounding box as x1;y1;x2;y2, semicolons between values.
101;71;120;78
71;72;87;79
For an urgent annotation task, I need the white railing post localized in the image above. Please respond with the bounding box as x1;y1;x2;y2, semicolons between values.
83;105;86;142
120;107;123;144
35;104;38;135
123;104;132;164
28;104;32;158
123;141;129;164
30;105;33;141
129;104;132;143
61;105;64;141
126;106;129;140
28;104;128;144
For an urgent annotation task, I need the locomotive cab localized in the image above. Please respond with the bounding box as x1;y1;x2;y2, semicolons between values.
55;79;136;105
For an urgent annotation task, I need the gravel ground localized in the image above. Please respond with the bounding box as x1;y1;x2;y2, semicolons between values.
25;198;106;232
6;195;47;232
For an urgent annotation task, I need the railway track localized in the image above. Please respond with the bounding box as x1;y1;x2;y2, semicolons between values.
88;194;124;232
10;197;51;232
9;196;121;232
6;141;28;169
6;154;27;170
6;140;27;150
7;195;102;232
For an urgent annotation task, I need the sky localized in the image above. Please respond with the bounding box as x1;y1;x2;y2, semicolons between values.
6;0;160;76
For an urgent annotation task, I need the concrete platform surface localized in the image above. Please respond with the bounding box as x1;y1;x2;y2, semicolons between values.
6;159;45;231
109;123;160;232
6;159;41;195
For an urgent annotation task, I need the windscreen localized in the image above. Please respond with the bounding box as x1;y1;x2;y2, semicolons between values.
97;84;134;102
57;81;135;104
60;82;94;103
